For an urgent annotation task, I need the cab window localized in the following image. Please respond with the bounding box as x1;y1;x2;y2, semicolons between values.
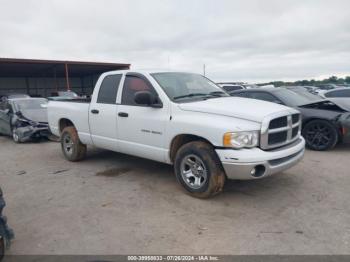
97;74;122;104
122;75;157;106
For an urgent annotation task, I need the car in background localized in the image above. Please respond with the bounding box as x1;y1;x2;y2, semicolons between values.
286;86;350;112
243;84;259;89
217;83;245;92
48;90;81;101
319;88;350;98
0;187;14;260
316;84;339;90
285;86;323;100
229;88;350;151
0;97;51;143
0;94;30;101
314;84;340;94
300;86;319;94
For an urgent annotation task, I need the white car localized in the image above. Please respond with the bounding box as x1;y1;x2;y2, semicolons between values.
48;71;305;198
217;83;246;92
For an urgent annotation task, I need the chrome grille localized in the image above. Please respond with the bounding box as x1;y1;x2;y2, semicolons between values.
260;113;301;150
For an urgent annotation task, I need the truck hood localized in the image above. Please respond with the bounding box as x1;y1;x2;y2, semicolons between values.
178;97;295;123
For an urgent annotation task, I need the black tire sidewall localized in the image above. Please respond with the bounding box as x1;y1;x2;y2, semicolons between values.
174;141;226;197
302;120;338;151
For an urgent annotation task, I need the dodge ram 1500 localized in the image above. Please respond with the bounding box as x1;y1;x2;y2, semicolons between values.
48;71;305;198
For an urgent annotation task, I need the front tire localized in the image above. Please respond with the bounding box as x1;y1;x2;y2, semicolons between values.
302;120;338;151
61;126;87;161
12;128;21;143
174;141;226;198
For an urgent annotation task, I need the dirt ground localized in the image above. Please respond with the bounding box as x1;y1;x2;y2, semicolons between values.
0;136;349;255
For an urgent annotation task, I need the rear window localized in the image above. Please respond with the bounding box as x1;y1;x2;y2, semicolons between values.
97;74;122;104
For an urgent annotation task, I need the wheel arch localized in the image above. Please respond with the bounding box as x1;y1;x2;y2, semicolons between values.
302;117;342;137
169;134;214;163
58;118;75;134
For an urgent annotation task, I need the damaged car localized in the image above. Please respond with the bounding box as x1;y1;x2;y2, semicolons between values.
0;97;51;143
229;88;350;151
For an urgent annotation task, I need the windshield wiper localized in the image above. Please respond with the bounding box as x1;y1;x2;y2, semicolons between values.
173;91;228;100
173;93;208;100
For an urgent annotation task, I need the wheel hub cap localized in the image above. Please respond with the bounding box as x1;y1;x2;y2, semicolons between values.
63;134;74;156
180;154;207;190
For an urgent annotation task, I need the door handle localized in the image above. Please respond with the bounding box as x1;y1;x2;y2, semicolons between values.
91;109;99;114
118;112;128;117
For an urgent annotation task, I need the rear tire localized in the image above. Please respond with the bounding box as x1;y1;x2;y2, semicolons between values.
174;141;226;198
302;120;338;151
61;126;87;161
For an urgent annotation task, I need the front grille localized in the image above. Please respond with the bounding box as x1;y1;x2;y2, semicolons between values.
292;126;299;138
260;113;301;150
269;116;287;129
268;131;288;144
292;114;300;124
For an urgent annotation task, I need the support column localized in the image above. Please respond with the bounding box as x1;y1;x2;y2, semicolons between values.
53;66;58;91
25;77;30;95
65;63;70;90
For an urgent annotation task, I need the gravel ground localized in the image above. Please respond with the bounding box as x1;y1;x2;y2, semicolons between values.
0;136;349;255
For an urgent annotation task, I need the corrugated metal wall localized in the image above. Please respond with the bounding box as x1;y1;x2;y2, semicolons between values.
0;75;100;97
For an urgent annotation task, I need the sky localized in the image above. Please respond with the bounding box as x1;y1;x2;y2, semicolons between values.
0;0;350;83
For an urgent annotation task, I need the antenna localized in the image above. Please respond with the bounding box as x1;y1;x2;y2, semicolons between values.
203;64;206;76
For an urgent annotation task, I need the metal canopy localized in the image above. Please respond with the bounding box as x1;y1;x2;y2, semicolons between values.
0;58;130;77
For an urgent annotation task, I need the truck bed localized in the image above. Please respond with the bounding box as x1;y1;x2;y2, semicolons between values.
47;98;91;103
47;100;92;145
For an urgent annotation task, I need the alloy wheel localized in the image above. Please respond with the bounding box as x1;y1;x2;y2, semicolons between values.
180;154;208;190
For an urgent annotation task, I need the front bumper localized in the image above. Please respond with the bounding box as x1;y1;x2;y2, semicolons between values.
16;125;50;142
216;137;305;180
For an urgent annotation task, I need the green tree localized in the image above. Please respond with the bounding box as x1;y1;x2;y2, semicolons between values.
327;76;338;83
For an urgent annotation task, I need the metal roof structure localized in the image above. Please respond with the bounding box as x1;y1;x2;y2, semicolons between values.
0;58;130;77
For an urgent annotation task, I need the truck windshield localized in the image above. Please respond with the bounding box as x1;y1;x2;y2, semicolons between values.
151;72;229;102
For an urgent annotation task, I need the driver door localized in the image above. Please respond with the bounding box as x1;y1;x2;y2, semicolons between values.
116;73;168;162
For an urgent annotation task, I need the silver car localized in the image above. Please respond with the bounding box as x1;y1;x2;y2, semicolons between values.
0;97;50;143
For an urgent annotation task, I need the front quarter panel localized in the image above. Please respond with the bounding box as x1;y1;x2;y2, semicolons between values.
167;104;261;152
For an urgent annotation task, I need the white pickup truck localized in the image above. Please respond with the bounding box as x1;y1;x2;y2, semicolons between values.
48;70;305;198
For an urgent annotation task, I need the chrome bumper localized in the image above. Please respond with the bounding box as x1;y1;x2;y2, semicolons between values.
216;137;305;180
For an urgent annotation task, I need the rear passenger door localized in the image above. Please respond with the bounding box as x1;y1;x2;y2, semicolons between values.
89;74;122;150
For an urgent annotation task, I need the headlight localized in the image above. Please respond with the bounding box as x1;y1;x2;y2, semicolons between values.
223;131;259;149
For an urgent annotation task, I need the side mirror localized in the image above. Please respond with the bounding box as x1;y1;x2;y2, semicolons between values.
4;109;10;115
134;91;162;108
